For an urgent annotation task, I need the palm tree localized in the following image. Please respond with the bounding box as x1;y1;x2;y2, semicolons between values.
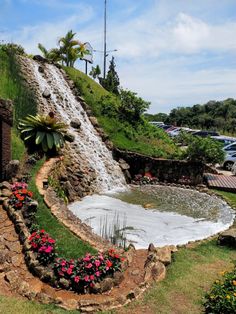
58;30;79;67
38;44;62;63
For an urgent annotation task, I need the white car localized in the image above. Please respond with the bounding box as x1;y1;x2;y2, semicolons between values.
222;153;236;171
223;142;236;155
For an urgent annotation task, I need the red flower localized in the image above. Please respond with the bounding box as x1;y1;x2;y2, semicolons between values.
106;260;112;268
74;276;80;283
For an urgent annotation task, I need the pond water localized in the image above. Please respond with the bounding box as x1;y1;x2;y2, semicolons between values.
68;185;235;249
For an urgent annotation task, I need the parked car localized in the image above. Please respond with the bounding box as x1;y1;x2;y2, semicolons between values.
192;130;219;137
149;121;164;127
222;153;236;170
211;136;236;147
223;142;236;155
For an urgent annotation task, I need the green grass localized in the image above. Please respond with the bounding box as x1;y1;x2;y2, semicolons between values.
0;295;80;314
64;67;179;158
11;129;25;160
28;159;96;259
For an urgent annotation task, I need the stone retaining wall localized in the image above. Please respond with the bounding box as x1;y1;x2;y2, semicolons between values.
0;99;13;180
114;148;205;185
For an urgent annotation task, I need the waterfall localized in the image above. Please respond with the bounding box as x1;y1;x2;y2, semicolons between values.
25;59;127;193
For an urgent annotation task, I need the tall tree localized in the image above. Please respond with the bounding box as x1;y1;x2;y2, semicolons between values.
100;56;120;95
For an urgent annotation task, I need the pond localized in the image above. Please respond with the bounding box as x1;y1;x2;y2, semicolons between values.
68;185;234;249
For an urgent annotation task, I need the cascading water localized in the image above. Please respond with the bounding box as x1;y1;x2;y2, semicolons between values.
25;59;126;193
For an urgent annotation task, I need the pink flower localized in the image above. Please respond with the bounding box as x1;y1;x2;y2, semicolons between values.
67;268;72;275
94;260;100;267
61;267;66;272
74;276;80;283
95;271;100;277
90;275;95;281
61;261;66;266
98;254;104;261
85;263;93;269
69;264;74;269
45;246;53;253
84;275;90;282
83;254;91;262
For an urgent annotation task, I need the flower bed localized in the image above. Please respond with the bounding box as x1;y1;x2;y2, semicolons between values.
204;268;236;313
5;181;124;294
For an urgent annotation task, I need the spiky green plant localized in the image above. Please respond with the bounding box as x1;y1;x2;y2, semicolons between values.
18;113;67;155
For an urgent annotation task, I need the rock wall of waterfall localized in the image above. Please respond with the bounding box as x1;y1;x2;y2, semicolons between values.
19;57;127;199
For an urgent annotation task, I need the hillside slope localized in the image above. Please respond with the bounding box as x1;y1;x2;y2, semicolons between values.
65;67;179;158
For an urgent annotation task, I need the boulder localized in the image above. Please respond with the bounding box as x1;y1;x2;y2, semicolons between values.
218;229;236;247
42;89;51;98
100;277;114;293
38;66;44;73
118;159;130;170
0;181;12;190
70;119;81;129
0;189;12;197
33;55;47;62
64;132;75;142
89;117;99;127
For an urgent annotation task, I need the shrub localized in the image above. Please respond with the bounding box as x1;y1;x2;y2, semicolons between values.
182;135;225;164
18;112;67;156
29;229;57;265
204;268;236;313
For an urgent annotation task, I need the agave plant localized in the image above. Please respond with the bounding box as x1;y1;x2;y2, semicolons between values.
18;113;67;155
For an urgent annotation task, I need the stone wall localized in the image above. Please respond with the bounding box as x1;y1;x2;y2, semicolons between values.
0;99;13;180
114;149;205;185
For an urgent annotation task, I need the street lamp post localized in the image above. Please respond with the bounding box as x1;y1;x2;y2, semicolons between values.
103;0;107;79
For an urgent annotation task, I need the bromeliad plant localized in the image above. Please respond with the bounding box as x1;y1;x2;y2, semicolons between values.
54;249;122;292
29;229;56;265
18;112;67;155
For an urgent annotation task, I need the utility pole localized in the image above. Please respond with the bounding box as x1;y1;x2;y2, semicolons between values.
103;0;107;79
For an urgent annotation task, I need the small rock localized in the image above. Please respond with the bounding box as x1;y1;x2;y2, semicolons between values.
36;292;52;304
148;243;155;252
70;119;81;129
5;160;20;180
33;55;46;62
5;270;20;288
64;132;75;142
59;278;70;289
156;246;172;265
42;89;51;98
100;277;114;293
218;229;236;247
38;66;44;73
65;299;78;310
131;269;140;276
0;181;12;190
1;189;12;197
113;271;124;286
89;116;99;127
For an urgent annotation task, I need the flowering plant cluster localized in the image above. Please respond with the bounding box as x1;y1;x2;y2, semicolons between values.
54;248;122;292
133;174;158;185
29;229;56;265
9;187;33;209
11;181;28;191
204;268;236;313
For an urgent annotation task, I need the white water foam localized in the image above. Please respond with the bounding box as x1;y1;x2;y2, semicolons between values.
69;193;235;249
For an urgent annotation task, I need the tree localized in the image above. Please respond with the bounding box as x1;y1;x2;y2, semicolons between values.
118;89;150;124
38;44;62;63
38;30;89;68
89;65;101;80
100;56;120;95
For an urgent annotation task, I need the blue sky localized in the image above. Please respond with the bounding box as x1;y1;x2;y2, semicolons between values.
1;0;236;113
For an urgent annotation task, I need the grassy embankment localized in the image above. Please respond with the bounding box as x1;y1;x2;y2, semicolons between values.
0;49;95;258
65;67;179;158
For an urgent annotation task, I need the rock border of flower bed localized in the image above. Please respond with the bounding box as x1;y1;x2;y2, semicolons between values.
0;180;177;312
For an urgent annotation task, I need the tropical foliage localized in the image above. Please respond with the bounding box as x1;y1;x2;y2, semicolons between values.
89;64;101;80
18;113;67;155
38;30;89;67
